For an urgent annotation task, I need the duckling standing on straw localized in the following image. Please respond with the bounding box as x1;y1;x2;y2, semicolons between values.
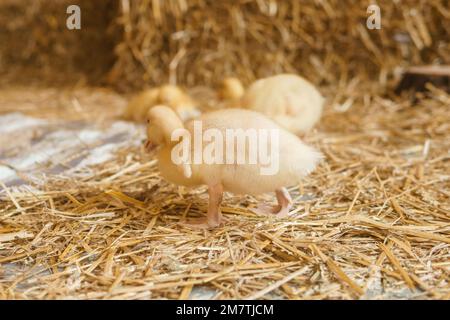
145;105;322;229
124;84;201;123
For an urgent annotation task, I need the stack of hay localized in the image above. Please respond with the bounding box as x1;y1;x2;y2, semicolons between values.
1;0;448;90
0;0;119;85
110;0;450;90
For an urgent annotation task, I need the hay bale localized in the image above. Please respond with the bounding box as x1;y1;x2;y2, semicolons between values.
0;0;120;85
110;0;449;90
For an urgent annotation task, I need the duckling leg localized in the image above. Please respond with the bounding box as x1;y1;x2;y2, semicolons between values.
181;184;224;229
274;188;293;217
253;188;292;218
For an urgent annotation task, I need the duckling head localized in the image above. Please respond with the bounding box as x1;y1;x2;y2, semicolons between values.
145;104;184;152
145;104;193;179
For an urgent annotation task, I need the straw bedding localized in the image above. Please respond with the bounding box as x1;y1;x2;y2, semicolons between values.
0;84;448;299
0;0;449;300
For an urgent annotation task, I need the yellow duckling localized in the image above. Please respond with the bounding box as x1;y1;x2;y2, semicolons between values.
124;85;200;123
145;105;322;229
241;74;325;134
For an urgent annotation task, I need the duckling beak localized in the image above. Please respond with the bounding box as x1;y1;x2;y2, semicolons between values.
144;139;157;152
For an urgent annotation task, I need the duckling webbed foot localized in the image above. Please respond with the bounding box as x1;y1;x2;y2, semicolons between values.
253;188;293;218
180;183;224;229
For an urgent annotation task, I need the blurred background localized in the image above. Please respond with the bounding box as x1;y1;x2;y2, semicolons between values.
0;0;448;91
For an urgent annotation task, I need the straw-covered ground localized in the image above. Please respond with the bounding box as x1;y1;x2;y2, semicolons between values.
0;83;448;299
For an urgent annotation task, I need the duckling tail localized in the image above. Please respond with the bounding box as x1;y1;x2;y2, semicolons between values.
292;144;323;177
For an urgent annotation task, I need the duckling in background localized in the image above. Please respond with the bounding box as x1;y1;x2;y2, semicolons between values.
158;85;201;121
145;105;322;229
123;88;159;122
218;77;245;108
241;74;325;134
124;85;201;123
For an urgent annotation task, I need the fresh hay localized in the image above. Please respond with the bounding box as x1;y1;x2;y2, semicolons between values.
110;0;450;89
0;84;448;299
0;0;119;86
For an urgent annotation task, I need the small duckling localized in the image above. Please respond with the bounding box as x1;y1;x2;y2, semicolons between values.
123;88;160;122
158;85;201;121
241;74;325;134
145;105;322;229
124;85;201;123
